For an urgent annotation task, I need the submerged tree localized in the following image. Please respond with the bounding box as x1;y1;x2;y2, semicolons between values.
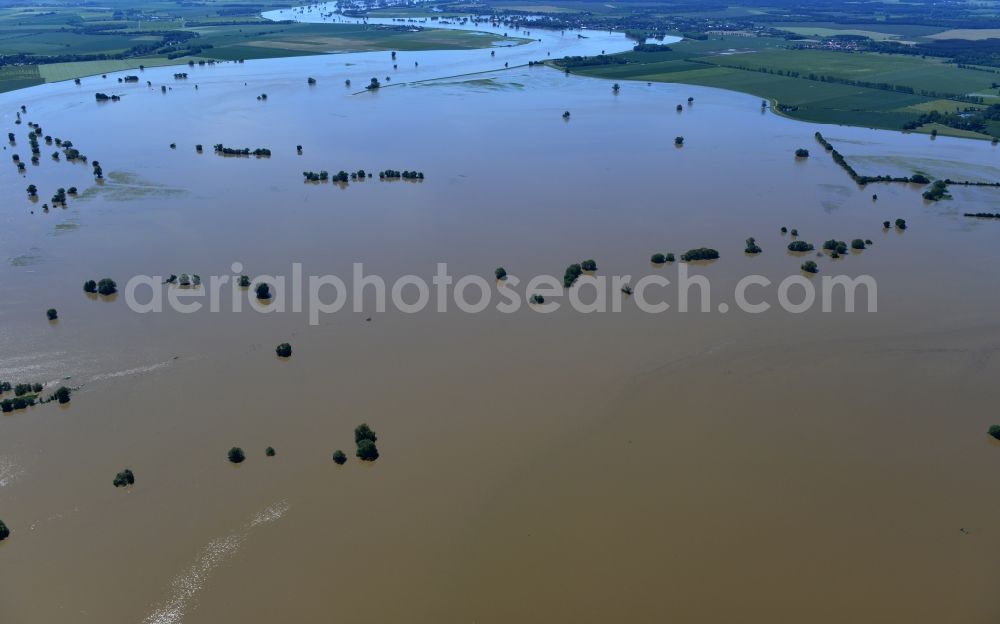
745;237;762;254
356;439;379;461
495;267;507;280
332;450;347;465
97;278;117;296
83;280;98;293
255;282;272;300
355;423;377;444
54;386;71;403
680;248;719;261
46;308;58;320
228;447;246;463
801;260;818;274
112;468;135;488
563;263;583;287
0;519;9;541
822;240;848;254
275;342;292;358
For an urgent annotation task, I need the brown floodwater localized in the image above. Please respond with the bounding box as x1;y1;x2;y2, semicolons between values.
2;26;1000;624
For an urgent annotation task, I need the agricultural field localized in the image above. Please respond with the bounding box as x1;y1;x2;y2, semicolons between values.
0;2;515;93
189;22;511;56
928;29;1000;41
570;37;1000;138
0;64;42;90
699;47;1000;97
778;27;910;42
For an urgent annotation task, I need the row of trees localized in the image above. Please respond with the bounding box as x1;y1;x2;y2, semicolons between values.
226;424;380;467
380;170;424;180
562;259;597;287
815;132;931;186
0;386;69;412
302;170;426;183
214;144;271;157
83;278;118;296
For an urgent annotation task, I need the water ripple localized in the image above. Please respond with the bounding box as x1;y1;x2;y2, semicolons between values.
142;500;290;624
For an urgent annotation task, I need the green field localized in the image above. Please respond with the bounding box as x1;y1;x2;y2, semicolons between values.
0;65;43;90
779;27;906;42
187;22;513;56
0;4;519;93
699;48;999;97
36;57;194;82
571;37;1000;138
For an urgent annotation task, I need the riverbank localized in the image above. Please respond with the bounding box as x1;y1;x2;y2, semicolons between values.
564;37;1000;140
0;22;522;94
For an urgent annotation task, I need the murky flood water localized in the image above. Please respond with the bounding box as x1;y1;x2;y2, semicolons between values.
2;9;1000;624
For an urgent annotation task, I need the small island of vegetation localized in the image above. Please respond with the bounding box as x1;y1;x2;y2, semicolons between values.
112;468;135;488
680;248;719;261
355;423;379;462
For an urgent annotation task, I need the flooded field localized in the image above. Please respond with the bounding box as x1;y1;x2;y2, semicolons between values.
2;8;1000;624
